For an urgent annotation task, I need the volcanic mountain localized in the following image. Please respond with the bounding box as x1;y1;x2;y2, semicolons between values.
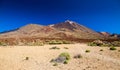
0;20;104;39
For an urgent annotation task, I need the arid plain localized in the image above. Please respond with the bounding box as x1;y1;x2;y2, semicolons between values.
0;44;120;70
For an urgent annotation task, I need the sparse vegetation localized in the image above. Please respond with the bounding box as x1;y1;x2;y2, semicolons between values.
64;47;69;49
88;42;97;46
0;43;120;70
62;40;71;44
49;46;60;49
111;41;120;47
88;40;103;46
118;50;120;52
27;42;44;46
50;59;54;62
63;60;68;64
14;40;72;46
88;40;120;47
85;50;90;53
53;63;58;66
109;47;117;50
50;52;70;65
0;42;7;46
15;41;45;46
100;49;103;51
25;57;29;60
48;40;71;45
59;52;70;60
48;40;63;45
74;54;82;59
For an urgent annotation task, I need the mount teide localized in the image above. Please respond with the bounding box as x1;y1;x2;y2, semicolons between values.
0;20;104;39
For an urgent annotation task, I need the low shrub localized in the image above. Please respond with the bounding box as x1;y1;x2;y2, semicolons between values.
25;57;29;60
49;46;60;49
74;54;82;59
100;49;103;51
59;52;70;60
111;41;120;47
33;42;44;46
0;42;7;46
62;40;71;44
50;59;54;62
88;40;106;47
50;52;71;64
63;60;68;64
118;50;120;52
85;50;90;53
64;47;69;49
53;63;58;66
109;47;117;50
88;42;97;46
27;42;44;46
48;40;71;45
48;40;63;45
88;40;120;47
101;43;112;47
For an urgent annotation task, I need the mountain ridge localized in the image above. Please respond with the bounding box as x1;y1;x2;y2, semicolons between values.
0;20;106;39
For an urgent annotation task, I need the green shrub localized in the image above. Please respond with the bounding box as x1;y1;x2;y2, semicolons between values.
87;40;120;47
50;52;70;65
109;47;117;50
36;42;44;46
63;60;68;64
88;42;97;46
27;42;44;46
59;52;70;60
0;42;7;46
101;44;111;47
85;50;90;53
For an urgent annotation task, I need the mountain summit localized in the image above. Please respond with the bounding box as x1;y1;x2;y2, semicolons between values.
51;20;81;31
0;20;104;39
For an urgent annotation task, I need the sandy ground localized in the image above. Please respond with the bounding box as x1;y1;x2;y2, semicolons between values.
0;44;120;70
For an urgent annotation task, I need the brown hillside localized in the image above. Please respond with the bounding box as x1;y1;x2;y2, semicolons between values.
0;20;104;40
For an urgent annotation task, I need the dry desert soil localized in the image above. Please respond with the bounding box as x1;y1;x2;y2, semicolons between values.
0;44;120;70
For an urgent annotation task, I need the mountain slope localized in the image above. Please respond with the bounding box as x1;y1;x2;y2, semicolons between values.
49;20;103;39
0;20;104;39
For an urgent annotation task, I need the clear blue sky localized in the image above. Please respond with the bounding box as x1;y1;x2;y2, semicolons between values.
0;0;120;33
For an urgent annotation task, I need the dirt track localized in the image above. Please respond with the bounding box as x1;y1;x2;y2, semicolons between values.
0;44;120;70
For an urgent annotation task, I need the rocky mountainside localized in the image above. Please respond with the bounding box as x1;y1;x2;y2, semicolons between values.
0;20;104;39
99;32;111;37
49;20;104;39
